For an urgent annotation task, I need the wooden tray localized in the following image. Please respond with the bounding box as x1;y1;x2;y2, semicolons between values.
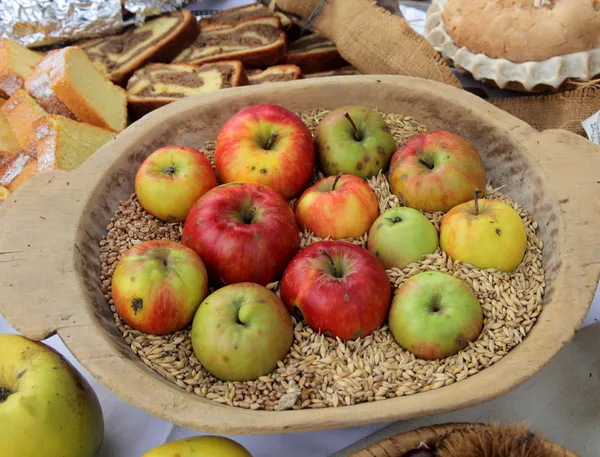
348;423;578;456
0;75;599;434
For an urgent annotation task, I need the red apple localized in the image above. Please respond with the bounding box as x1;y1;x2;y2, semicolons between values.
182;182;300;286
214;104;316;199
295;173;379;239
388;130;487;213
112;240;209;335
135;146;217;222
280;240;391;340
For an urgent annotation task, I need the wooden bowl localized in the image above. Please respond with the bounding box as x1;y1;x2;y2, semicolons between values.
348;422;579;456
1;76;599;434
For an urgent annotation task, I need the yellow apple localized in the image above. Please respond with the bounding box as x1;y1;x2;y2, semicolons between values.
440;190;527;272
141;436;253;457
0;334;104;457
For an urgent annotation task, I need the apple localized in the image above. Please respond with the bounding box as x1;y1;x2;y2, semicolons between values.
388;130;487;213
315;105;396;179
280;240;391;340
440;190;527;272
135;145;217;222
367;206;439;269
295;173;379;239
191;282;293;381
0;334;104;457
214;104;315;199
141;436;253;457
388;271;483;360
112;239;209;335
182;182;300;286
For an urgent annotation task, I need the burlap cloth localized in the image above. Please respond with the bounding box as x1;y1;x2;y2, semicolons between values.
273;0;599;137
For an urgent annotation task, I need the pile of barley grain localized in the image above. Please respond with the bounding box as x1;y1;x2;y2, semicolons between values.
99;109;545;411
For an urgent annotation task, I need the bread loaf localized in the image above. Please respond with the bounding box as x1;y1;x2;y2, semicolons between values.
282;33;347;74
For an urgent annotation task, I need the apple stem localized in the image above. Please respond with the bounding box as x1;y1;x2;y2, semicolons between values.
264;132;278;150
244;206;256;224
386;216;402;224
0;387;12;403
320;249;340;278
162;166;176;176
344;113;360;141
332;173;342;191
474;189;481;215
418;158;434;170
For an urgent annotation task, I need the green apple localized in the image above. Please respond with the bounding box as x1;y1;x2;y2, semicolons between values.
141;436;253;457
389;271;483;360
315;105;396;179
367;207;439;269
191;282;293;381
0;334;104;457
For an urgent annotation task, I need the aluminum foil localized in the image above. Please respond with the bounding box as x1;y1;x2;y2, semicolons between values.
0;0;191;48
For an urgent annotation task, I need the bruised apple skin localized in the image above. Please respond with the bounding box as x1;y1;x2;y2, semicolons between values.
191;283;293;382
280;240;391;340
388;271;483;360
295;174;379;239
141;436;253;457
182;182;300;286
214;104;315;199
112;240;209;335
388;130;487;213
0;334;104;457
135;146;217;222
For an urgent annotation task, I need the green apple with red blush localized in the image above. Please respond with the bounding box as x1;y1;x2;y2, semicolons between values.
191;282;293;381
135;145;217;222
389;271;483;360
214;104;316;199
295;173;379;239
315;105;396;179
388;130;487;213
111;240;209;335
367;206;439;269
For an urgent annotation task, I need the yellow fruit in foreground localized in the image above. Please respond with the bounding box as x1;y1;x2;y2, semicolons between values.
440;192;527;272
0;334;104;457
141;436;253;457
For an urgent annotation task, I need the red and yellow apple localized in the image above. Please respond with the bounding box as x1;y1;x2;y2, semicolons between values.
388;130;487;213
295;174;379;239
389;271;483;360
281;240;392;340
315;105;396;179
135;146;217;222
182;182;300;286
112;240;209;335
367;206;439;269
141;436;253;457
191;283;293;381
440;190;527;272
215;104;315;199
0;334;104;457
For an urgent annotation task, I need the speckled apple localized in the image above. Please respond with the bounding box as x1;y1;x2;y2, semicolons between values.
191;283;293;382
112;240;209;335
367;207;439;269
281;240;392;340
141;436;253;457
388;130;487;213
315;105;396;179
214;104;315;199
135;146;217;222
389;271;483;360
295;174;379;239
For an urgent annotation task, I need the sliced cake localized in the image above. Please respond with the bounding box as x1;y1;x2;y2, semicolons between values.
1;89;48;154
24;50;78;120
34;115;116;172
0;152;38;192
79;10;199;86
0;39;43;98
304;66;362;78
173;17;286;68
0;112;20;156
283;33;347;74
206;3;300;38
27;46;128;133
247;65;302;85
126;61;248;119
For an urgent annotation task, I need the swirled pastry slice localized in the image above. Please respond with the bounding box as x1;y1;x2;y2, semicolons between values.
246;65;302;84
